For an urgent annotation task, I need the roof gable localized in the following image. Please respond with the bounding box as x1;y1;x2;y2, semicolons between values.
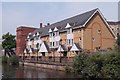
39;41;50;52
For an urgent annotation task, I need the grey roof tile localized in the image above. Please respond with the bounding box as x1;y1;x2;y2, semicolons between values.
30;8;98;39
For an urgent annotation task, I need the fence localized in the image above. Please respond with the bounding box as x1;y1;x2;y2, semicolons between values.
19;56;74;66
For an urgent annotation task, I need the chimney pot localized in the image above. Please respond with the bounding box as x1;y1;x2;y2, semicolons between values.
47;23;50;26
40;23;42;28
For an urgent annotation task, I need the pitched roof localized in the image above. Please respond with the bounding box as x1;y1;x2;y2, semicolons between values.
107;21;120;25
39;41;50;52
57;44;68;52
70;43;81;51
30;8;98;39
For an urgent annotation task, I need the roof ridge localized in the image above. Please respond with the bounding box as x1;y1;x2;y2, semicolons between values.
49;8;98;26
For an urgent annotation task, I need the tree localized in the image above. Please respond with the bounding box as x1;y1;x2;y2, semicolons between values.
2;32;16;57
116;35;120;52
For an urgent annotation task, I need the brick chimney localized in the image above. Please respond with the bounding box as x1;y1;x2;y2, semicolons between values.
47;23;50;26
40;23;42;28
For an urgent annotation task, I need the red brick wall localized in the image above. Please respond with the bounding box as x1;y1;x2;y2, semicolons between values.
16;26;37;56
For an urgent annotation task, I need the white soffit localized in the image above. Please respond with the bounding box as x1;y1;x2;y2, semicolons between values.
24;49;27;53
53;27;58;31
37;32;39;36
27;35;29;39
29;49;32;53
65;23;71;28
57;45;64;52
33;34;36;37
49;28;52;33
70;44;79;51
39;42;48;52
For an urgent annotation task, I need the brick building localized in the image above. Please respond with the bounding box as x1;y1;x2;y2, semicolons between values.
17;8;116;59
16;26;37;56
108;21;120;37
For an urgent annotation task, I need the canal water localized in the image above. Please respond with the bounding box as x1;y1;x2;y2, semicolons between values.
1;64;80;79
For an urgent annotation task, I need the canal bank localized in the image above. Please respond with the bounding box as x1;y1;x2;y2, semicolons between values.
19;61;72;71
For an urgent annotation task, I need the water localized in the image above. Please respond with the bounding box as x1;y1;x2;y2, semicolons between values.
1;64;79;79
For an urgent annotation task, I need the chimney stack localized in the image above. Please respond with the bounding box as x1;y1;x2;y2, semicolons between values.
47;23;50;26
40;23;42;28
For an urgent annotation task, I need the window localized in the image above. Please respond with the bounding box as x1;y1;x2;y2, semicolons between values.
92;38;95;42
50;42;52;47
117;28;119;30
53;42;54;47
53;33;55;36
54;31;59;36
49;33;53;37
98;30;101;34
117;33;119;36
67;29;70;34
67;39;73;45
56;41;59;47
80;29;81;32
34;37;37;41
80;37;82;41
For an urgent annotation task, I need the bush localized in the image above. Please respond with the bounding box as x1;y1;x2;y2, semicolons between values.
2;56;8;64
65;65;72;73
72;51;120;78
8;55;19;65
73;52;88;74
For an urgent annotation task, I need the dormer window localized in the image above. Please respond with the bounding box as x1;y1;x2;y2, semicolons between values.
67;29;70;34
67;28;72;34
55;31;59;36
54;27;58;32
49;28;52;33
37;32;40;36
49;33;53;37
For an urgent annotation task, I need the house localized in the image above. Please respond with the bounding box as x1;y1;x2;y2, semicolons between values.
108;21;120;37
16;26;37;56
16;8;116;59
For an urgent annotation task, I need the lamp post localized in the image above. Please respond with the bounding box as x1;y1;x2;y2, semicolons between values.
60;39;62;63
37;44;39;62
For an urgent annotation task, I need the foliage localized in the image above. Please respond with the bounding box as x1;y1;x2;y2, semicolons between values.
65;65;72;73
2;56;8;64
8;55;19;65
2;32;16;50
73;52;88;74
0;44;3;50
115;35;120;52
2;55;19;65
72;51;120;78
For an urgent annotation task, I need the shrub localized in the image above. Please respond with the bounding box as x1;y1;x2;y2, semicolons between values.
73;52;88;75
8;55;19;65
65;65;72;73
72;51;120;78
2;56;8;64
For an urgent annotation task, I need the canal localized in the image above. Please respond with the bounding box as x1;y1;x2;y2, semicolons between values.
1;64;80;79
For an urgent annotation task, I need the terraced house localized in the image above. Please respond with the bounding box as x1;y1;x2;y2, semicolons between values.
16;8;116;60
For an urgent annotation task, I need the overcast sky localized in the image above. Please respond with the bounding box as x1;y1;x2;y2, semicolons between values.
0;1;119;38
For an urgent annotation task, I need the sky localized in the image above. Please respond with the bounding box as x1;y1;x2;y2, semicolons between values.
0;1;119;39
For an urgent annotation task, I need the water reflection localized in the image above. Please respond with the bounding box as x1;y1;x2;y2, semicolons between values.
2;64;79;79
